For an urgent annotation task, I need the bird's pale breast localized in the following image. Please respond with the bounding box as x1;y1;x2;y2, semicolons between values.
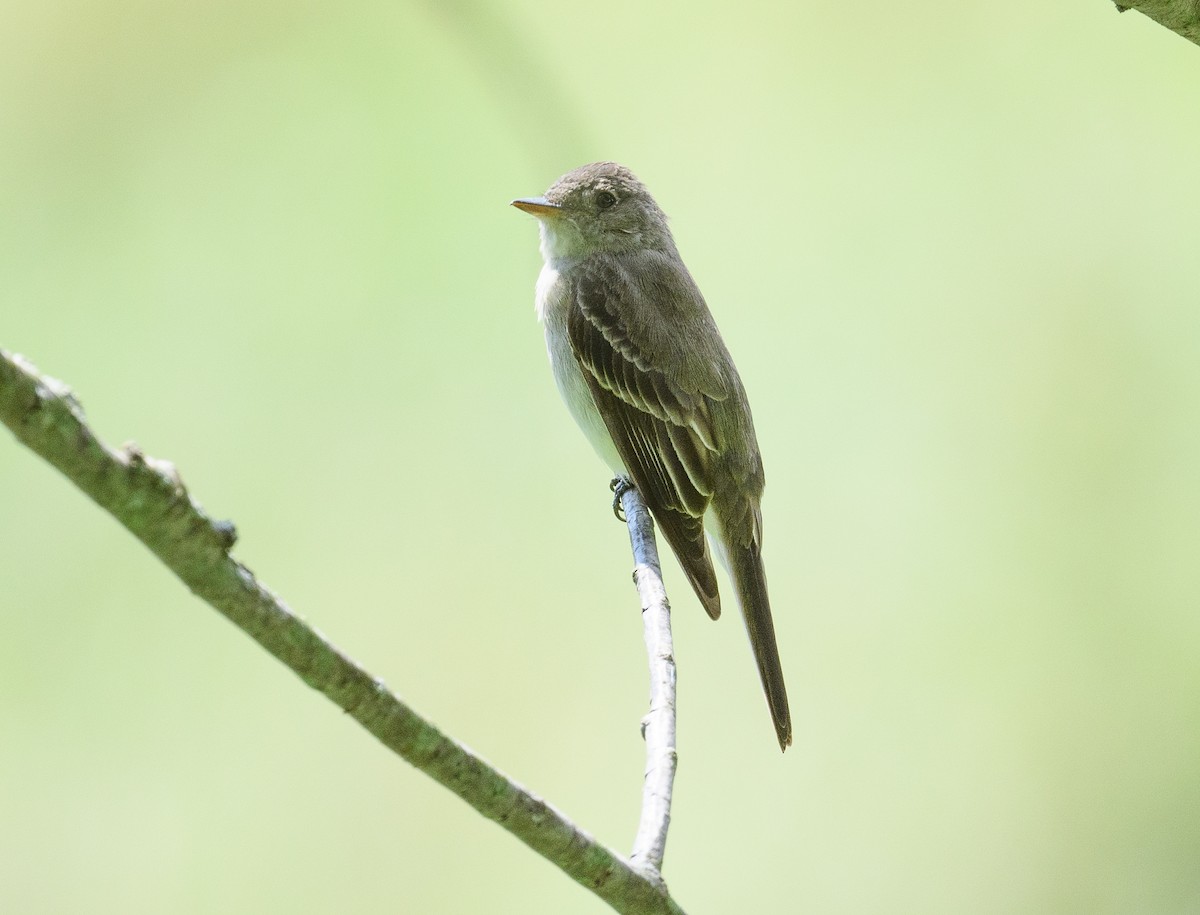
536;263;626;475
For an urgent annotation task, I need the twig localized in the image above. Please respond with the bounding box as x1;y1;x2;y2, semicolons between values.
620;483;679;878
0;349;687;915
1114;0;1200;46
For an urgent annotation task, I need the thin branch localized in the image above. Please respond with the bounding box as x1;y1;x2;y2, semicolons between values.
620;483;679;877
0;349;687;915
1114;0;1200;46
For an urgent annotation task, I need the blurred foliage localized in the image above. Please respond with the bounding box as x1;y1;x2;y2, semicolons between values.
3;1;1200;912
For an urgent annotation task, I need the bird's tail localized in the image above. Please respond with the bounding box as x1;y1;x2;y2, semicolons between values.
729;541;793;752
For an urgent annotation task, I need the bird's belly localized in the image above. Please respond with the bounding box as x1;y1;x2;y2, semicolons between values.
538;269;626;476
545;321;627;475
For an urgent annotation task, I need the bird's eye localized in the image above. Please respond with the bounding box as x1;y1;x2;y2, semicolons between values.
595;190;617;209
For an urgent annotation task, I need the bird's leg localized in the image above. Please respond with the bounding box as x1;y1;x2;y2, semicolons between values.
610;476;634;521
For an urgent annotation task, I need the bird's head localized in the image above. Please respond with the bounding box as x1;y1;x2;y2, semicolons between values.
512;162;675;263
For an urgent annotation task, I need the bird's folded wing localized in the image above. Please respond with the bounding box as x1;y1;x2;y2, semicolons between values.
567;255;727;619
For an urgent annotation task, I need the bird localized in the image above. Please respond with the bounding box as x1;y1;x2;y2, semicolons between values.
512;162;791;751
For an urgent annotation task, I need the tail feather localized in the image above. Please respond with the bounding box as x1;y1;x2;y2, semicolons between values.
730;542;792;751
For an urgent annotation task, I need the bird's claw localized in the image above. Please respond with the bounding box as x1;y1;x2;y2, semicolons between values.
610;477;633;521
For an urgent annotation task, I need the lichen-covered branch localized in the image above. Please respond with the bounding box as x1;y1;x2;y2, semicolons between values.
1115;0;1200;46
0;349;686;915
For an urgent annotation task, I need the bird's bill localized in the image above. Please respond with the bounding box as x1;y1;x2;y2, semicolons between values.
510;196;562;218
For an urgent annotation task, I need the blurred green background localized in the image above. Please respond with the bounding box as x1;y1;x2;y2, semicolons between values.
3;1;1200;912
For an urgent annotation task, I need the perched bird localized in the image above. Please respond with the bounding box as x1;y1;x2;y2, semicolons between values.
513;162;791;751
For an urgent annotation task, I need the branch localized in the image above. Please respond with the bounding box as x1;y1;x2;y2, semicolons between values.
1115;0;1200;46
619;483;679;876
0;349;687;915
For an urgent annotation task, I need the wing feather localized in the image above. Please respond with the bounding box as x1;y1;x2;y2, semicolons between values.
567;256;725;619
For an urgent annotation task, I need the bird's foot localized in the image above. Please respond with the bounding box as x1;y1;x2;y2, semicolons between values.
610;476;634;521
